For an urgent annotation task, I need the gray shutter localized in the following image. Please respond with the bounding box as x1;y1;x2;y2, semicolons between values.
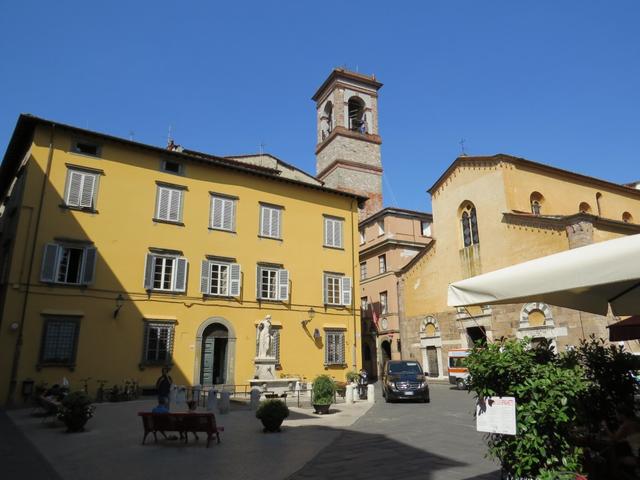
260;206;269;236
231;199;237;231
81;247;97;284
66;171;83;206
334;220;343;248
256;266;262;299
79;173;96;208
174;257;188;292
229;263;241;297
221;199;232;230
341;277;352;306
40;243;59;282
324;218;333;246
156;187;170;220
338;332;345;364
144;254;155;290
169;190;182;222
277;269;289;301
322;273;328;304
324;331;329;364
200;259;211;294
211;197;223;229
273;329;280;364
272;208;281;238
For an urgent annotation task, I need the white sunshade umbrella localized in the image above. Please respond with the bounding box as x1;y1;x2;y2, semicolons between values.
447;233;640;316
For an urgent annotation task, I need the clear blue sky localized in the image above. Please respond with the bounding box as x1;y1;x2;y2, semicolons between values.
2;1;639;212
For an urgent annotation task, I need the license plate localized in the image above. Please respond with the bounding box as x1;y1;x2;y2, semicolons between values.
404;391;414;396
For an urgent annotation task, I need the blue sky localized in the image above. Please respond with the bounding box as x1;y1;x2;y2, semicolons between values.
1;1;639;212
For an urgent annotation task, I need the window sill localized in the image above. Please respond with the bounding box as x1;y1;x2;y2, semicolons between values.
258;235;283;241
59;204;99;214
323;245;344;251
257;298;286;304
203;294;236;300
36;363;75;371
152;218;185;227
209;227;236;234
146;289;186;296
324;363;347;369
41;281;90;288
138;361;174;371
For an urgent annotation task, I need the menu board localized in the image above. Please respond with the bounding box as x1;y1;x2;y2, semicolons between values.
476;396;516;436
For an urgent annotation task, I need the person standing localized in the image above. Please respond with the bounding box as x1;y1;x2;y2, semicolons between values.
156;367;173;408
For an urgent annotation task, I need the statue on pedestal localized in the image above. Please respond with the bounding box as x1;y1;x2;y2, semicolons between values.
257;315;275;359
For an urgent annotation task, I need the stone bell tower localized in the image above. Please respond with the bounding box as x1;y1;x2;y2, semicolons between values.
313;68;383;220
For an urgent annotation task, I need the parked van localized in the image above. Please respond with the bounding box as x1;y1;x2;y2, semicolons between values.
448;349;470;390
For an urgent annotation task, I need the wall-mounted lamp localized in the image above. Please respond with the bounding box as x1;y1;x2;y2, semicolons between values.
301;307;316;327
9;322;19;331
313;328;321;340
113;294;124;318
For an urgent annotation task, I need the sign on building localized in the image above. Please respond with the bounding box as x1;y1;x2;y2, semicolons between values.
476;396;516;435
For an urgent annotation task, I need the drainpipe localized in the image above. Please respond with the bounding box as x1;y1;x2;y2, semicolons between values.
351;199;358;371
7;125;55;405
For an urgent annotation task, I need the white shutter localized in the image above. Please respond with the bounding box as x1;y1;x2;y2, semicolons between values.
81;247;97;284
334;220;343;248
40;244;59;282
200;259;211;294
168;189;182;222
260;206;269;236
229;263;241;297
156;187;170;220
211;197;223;229
66;171;83;206
324;218;333;246
341;277;352;306
272;208;281;238
174;257;188;292
277;269;289;301
222;199;233;230
79;173;96;208
144;254;155;290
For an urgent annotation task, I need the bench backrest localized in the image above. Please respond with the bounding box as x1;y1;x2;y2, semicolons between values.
138;412;217;433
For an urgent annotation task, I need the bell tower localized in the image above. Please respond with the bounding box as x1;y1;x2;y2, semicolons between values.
313;68;383;219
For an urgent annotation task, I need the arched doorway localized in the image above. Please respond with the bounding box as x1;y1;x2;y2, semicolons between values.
381;340;392;367
194;317;236;386
201;323;228;385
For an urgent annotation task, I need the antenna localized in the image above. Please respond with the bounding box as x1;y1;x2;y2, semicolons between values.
167;125;173;144
128;130;135;141
459;138;467;156
259;142;266;156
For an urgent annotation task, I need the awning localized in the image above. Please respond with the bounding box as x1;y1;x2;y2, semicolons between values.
607;316;640;342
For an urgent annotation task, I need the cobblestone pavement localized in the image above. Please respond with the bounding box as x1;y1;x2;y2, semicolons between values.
289;384;501;480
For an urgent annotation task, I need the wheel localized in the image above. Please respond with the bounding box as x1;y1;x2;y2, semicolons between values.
385;395;390;403
423;395;430;403
456;378;466;390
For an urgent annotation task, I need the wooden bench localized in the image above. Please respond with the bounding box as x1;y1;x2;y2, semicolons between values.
138;412;223;447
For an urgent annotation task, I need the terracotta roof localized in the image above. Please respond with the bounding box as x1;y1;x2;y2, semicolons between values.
428;153;640;198
359;207;432;227
312;68;383;101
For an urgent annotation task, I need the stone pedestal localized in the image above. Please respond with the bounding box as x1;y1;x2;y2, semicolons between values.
345;385;354;404
250;388;261;410
218;391;230;414
207;389;218;411
254;357;277;380
367;384;375;403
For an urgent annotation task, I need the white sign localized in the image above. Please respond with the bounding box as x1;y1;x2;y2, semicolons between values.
476;396;516;435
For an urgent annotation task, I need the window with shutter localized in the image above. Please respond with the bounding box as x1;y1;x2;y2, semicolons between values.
40;244;96;286
341;277;352;306
200;260;241;297
146;254;187;293
142;321;175;364
260;205;282;239
257;266;279;300
325;330;345;365
324;273;342;305
277;269;289;301
39;316;80;366
155;186;183;223
210;195;236;231
323;217;343;248
64;169;99;209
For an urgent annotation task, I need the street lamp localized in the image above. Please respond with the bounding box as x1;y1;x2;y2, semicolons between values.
301;307;316;327
113;294;124;318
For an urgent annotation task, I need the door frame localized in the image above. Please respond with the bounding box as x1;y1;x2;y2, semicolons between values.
194;317;236;386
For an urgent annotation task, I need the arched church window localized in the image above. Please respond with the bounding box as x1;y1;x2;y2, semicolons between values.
530;192;543;215
324;102;333;133
348;97;366;133
579;202;592;214
623;211;633;223
460;202;479;247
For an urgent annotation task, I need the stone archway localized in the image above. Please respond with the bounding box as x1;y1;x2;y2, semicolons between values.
194;317;237;386
419;316;445;378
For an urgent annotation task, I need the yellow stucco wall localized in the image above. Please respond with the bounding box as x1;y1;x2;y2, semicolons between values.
0;125;361;403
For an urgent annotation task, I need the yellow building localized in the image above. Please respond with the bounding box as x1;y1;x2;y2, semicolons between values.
0;115;363;405
399;154;640;379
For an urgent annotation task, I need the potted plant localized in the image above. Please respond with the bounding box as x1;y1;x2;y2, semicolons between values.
256;399;289;432
312;375;336;414
57;391;95;432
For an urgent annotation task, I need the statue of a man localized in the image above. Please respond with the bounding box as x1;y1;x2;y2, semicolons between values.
257;316;274;358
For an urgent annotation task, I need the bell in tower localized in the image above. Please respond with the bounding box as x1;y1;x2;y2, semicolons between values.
312;68;383;220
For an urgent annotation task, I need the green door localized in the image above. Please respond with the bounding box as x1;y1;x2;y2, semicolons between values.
201;336;215;385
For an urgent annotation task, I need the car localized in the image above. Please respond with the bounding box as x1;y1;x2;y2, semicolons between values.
382;360;430;403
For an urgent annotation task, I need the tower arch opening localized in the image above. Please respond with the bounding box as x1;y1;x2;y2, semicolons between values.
348;96;366;132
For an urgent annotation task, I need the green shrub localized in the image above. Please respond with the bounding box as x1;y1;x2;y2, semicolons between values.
57;391;95;432
256;399;289;422
345;371;359;383
312;375;336;405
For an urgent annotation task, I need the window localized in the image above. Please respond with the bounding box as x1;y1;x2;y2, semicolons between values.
210;195;236;231
530;192;543;215
144;253;188;292
323;273;352;306
155;185;184;223
200;259;241;297
378;255;387;274
360;262;367;280
260;204;282;239
143;322;175;364
377;220;385;236
460;203;479;247
361;297;369;316
359;229;365;245
257;265;289;301
325;330;345;365
421;221;432;237
40;243;97;285
324;216;343;248
161;160;183;175
380;291;388;315
72;140;100;157
39;316;80;366
348;96;366;132
64;169;99;209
